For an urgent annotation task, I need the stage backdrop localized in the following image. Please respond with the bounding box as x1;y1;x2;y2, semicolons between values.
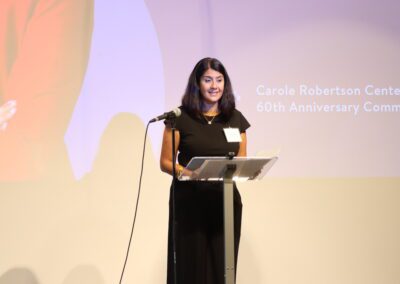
1;0;399;283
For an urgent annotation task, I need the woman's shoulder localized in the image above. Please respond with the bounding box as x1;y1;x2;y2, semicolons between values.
229;108;251;131
174;106;201;128
177;106;191;119
232;108;242;115
231;108;246;119
164;106;188;127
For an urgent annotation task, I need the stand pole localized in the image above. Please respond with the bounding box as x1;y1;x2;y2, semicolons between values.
171;124;178;284
223;164;236;284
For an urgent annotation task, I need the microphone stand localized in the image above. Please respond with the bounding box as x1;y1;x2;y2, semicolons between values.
170;118;178;284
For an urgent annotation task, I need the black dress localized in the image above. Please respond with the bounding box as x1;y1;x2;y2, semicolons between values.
166;107;250;284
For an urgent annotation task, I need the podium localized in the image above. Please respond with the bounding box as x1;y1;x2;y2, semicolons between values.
178;156;278;284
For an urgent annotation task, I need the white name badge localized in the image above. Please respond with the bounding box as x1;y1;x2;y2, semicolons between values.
223;128;242;143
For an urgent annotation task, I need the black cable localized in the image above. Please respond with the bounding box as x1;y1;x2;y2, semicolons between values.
119;121;150;284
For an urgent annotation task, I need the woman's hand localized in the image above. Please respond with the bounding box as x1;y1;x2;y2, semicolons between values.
0;100;17;131
180;167;197;179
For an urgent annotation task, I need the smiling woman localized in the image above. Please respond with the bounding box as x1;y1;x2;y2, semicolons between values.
160;57;250;284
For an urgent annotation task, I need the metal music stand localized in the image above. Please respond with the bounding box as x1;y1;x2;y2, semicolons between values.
179;156;278;284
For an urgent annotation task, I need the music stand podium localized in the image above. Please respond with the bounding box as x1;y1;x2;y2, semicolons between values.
178;156;278;284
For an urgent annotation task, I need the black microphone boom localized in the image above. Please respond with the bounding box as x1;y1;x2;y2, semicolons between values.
149;108;181;123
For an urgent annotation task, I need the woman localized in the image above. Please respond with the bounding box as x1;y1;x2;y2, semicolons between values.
160;57;250;283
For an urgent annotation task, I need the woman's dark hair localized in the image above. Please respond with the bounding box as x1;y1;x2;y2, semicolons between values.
182;57;235;120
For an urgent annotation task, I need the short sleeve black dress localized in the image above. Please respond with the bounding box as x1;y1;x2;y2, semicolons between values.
166;107;250;284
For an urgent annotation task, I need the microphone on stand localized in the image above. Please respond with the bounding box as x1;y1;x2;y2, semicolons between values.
149;108;181;123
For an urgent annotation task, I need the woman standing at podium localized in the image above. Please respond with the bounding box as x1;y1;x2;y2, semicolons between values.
160;57;250;284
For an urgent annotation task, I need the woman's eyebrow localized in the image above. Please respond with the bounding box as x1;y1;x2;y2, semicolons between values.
202;75;223;79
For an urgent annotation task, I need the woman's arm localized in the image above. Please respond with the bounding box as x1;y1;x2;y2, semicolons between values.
160;126;181;176
237;132;247;157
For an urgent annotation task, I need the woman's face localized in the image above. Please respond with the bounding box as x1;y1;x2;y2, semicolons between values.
199;68;224;105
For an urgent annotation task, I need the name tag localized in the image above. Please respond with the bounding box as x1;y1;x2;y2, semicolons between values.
223;128;242;143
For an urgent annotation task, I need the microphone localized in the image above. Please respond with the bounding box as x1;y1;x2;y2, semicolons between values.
149;108;181;123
